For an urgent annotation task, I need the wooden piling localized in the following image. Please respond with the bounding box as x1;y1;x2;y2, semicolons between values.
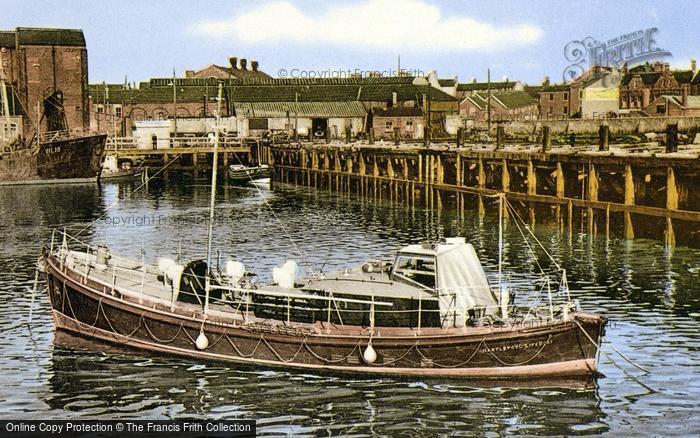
666;166;678;246
623;164;635;240
598;124;609;151
541;126;551;153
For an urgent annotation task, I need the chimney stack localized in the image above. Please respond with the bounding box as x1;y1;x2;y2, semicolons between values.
692;59;697;71
229;57;238;70
240;58;247;70
542;76;550;86
251;60;259;71
185;70;195;78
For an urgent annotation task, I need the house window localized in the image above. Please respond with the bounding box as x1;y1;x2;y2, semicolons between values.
564;106;568;114
564;92;568;101
548;107;552;115
549;93;554;101
406;120;413;128
657;104;665;114
579;90;583;99
115;106;122;118
97;105;104;114
385;121;393;130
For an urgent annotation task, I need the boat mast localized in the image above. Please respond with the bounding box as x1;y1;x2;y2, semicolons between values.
204;82;223;313
0;79;8;143
498;193;507;319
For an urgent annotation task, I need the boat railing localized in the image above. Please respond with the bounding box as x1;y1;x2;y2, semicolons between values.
39;130;71;143
48;229;572;329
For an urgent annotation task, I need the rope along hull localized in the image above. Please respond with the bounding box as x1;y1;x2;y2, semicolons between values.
44;254;605;378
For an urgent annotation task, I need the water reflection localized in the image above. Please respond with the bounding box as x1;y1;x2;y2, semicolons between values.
49;332;604;436
0;180;699;435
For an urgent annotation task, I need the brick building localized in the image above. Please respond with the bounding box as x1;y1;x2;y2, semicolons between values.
460;91;538;122
619;61;700;115
184;56;271;81
89;76;458;138
455;80;524;100
0;27;90;141
370;107;425;140
538;67;617;119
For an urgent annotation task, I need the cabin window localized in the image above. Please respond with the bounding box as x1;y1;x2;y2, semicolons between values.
392;255;436;289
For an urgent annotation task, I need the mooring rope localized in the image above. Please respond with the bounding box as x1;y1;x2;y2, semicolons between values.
573;319;649;374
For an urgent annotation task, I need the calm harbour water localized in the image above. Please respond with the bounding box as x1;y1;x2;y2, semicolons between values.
0;177;699;436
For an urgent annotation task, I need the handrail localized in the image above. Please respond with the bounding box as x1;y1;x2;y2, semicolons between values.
209;284;393;307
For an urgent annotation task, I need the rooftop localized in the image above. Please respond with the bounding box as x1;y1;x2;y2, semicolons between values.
457;80;517;92
5;27;87;47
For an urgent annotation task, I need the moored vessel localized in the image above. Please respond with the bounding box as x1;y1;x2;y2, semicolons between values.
40;83;605;378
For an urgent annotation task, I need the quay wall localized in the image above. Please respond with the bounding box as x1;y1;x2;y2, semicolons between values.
483;116;700;136
267;142;700;247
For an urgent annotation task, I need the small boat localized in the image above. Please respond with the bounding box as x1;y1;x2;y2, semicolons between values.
0;80;106;184
99;155;143;181
227;164;270;184
40;84;605;378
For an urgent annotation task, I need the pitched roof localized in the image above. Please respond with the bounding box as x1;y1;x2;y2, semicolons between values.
209;65;272;81
371;107;424;117
524;85;543;98
438;78;457;87
622;72;660;86
457;80;516;91
14;27;85;46
232;101;366;118
491;91;537;108
266;76;420;86
672;70;694;84
540;84;570;92
659;94;700;109
463;94;487;110
88;77;458;108
229;83;456;103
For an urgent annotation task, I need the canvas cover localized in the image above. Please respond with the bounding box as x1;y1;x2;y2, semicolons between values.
436;242;497;327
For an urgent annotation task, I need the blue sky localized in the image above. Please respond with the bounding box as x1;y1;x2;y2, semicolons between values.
3;0;697;85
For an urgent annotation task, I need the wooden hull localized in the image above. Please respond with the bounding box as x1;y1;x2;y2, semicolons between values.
38;134;106;180
0;134;106;182
43;252;605;378
100;168;143;181
228;167;270;184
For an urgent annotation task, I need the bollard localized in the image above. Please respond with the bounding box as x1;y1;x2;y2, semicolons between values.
496;125;505;150
666;123;678;153
541;126;551;153
598;124;609;151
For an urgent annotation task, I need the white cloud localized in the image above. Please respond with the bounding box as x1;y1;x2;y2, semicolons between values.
190;0;542;52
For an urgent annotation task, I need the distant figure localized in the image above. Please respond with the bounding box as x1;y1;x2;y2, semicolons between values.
151;134;158;150
569;132;576;148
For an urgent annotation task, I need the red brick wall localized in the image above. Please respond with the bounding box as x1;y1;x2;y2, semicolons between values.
3;44;89;140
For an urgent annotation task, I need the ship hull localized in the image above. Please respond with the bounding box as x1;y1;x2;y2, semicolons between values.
44;251;605;378
0;134;106;183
